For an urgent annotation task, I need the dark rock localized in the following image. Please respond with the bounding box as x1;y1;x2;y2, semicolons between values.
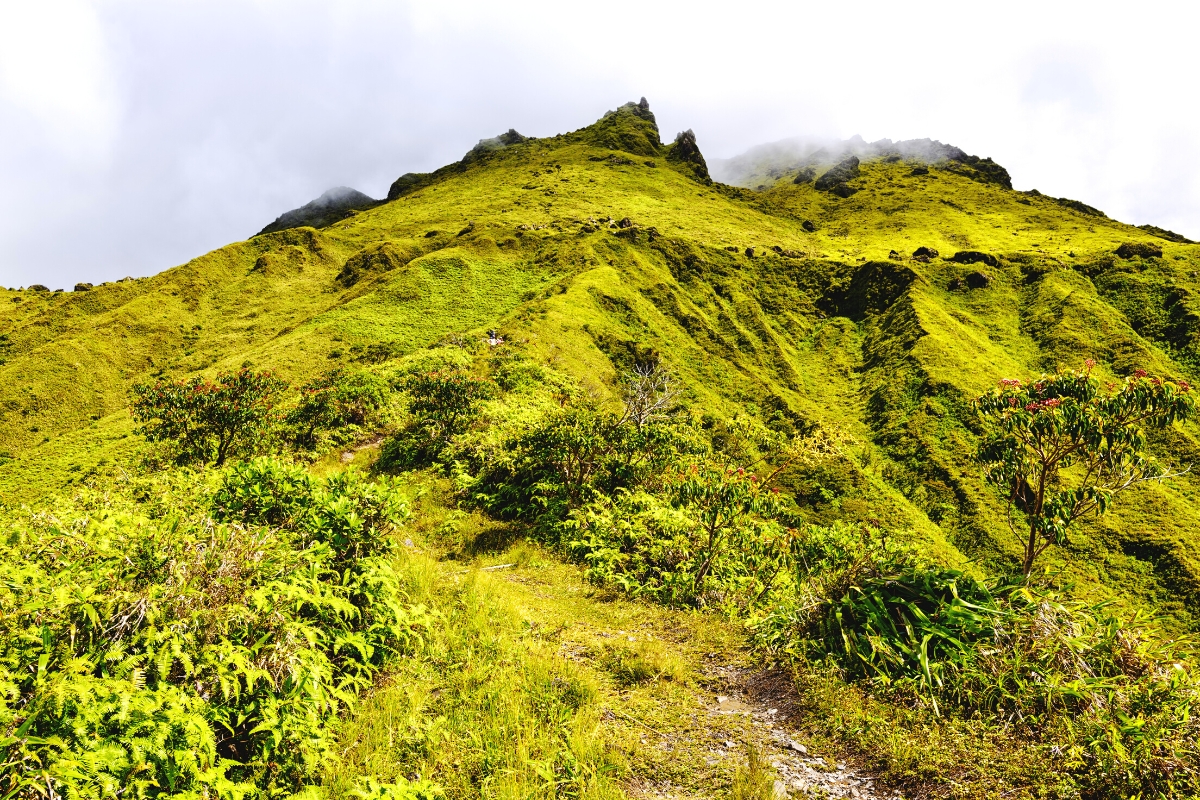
745;247;756;258
666;129;711;183
965;271;991;288
771;245;784;254
424;230;440;238
633;97;655;123
802;220;817;232
1139;224;1195;244
944;152;1013;189
948;277;963;290
259;186;378;235
888;250;903;261
725;246;739;252
911;166;929;176
1116;242;1163;259
949;250;1000;267
884;154;901;163
831;184;859;198
582;98;662;157
74;283;93;292
793;166;816;185
28;284;49;292
913;246;939;259
618;217;634;229
457;221;475;236
815;156;861;191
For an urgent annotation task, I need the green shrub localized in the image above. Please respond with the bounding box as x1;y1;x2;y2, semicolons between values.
0;461;433;798
567;460;794;609
131;368;288;466
750;521;1200;797
380;371;496;470
287;368;391;450
460;406;692;538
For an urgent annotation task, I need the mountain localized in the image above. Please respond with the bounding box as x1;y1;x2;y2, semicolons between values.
3;98;1199;619
257;185;378;235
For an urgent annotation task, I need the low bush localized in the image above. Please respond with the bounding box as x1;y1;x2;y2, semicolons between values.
0;460;433;798
750;522;1200;797
287;368;391;451
131;369;288;466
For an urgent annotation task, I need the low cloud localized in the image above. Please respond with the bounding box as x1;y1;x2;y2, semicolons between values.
1;1;1197;289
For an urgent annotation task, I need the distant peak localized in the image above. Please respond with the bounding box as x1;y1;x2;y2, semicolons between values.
313;186;375;208
464;129;528;162
257;186;377;236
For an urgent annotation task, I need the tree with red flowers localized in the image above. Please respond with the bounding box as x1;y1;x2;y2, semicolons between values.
132;369;288;466
975;363;1194;578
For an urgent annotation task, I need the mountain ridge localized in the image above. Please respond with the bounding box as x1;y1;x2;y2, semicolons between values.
3;98;1199;630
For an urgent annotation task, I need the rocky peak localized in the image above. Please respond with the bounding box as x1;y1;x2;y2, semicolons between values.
666;129;711;184
257;186;377;235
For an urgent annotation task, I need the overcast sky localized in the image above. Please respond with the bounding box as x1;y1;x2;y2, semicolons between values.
1;0;1197;289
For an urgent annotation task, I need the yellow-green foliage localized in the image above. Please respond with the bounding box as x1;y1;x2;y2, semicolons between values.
3;100;1200;631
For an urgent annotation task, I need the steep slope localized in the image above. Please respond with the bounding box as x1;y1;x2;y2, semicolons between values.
3;99;1199;626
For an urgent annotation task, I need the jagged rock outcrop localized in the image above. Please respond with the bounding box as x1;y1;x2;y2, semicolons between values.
579;97;662;157
815;156;860;192
257;187;378;235
667;129;711;183
462;129;528;164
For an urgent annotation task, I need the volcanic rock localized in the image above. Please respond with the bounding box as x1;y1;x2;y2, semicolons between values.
815;156;861;191
949;250;999;267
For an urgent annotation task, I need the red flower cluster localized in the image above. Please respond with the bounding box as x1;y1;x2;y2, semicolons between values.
1180;380;1191;393
1133;369;1148;379
1024;398;1062;412
1000;378;1022;388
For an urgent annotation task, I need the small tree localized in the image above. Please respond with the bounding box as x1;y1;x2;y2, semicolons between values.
287;368;390;448
618;361;679;431
132;369;287;466
403;370;496;446
975;364;1194;578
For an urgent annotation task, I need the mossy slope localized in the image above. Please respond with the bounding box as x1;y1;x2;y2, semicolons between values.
4;100;1200;625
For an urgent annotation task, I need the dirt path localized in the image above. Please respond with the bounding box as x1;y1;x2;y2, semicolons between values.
491;558;900;799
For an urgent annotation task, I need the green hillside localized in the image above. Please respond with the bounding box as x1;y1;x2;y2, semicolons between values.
5;99;1200;797
5;99;1198;621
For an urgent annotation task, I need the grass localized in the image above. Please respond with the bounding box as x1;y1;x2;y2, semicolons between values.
322;478;1094;799
6;97;1200;792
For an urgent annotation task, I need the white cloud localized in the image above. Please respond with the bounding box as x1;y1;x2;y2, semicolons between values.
0;0;1198;289
0;0;118;157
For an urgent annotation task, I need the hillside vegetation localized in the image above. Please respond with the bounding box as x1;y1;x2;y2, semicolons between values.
4;98;1200;798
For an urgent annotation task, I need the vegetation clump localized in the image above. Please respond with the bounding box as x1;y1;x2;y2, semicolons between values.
0;460;431;797
976;364;1193;577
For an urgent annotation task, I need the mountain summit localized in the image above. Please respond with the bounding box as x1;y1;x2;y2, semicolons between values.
257;185;378;235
